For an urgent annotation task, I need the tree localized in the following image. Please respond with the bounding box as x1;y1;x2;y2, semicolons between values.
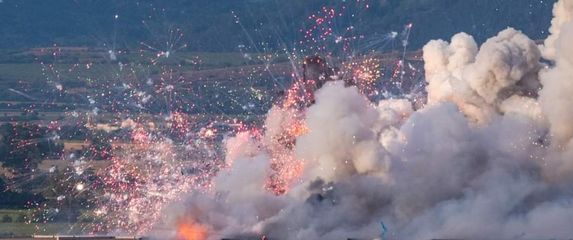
0;177;46;209
0;123;63;172
2;215;13;223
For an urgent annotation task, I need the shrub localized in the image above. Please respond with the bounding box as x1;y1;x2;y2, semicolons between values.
16;214;26;223
1;215;13;223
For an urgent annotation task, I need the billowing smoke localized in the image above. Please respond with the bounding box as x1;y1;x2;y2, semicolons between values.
423;28;542;124
539;0;573;181
542;0;573;60
152;0;573;239
295;82;390;182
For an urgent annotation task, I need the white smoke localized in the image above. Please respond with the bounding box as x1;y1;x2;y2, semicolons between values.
295;82;390;182
539;0;573;181
151;0;573;239
423;28;542;124
542;0;573;60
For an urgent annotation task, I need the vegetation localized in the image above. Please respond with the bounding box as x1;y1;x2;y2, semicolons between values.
0;0;555;51
0;178;46;209
0;223;76;237
0;209;31;223
0;123;63;171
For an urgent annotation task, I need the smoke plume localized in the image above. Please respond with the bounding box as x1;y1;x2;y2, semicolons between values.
153;0;573;239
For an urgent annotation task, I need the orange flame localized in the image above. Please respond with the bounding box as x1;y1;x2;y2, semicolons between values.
176;220;208;240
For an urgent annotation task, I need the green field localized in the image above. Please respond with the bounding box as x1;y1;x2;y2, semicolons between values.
0;63;119;83
0;210;80;236
0;209;31;223
0;50;285;84
0;223;77;236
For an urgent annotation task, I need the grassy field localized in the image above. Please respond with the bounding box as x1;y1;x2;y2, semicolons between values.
0;209;101;236
0;209;31;223
0;51;282;83
0;63;117;83
0;223;77;236
0;64;45;82
0;210;68;236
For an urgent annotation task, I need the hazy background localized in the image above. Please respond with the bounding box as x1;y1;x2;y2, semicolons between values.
0;0;556;51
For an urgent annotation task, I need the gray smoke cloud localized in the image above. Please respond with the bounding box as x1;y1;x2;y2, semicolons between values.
151;0;573;239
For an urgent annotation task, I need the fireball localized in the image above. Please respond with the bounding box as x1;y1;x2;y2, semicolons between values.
176;220;209;240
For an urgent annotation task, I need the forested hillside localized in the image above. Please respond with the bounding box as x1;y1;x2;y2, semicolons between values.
0;0;555;51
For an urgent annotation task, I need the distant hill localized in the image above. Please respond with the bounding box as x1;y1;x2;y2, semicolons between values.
0;0;556;52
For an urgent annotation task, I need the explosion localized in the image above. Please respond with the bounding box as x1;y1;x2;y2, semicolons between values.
15;1;572;239
146;0;573;239
176;219;209;240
